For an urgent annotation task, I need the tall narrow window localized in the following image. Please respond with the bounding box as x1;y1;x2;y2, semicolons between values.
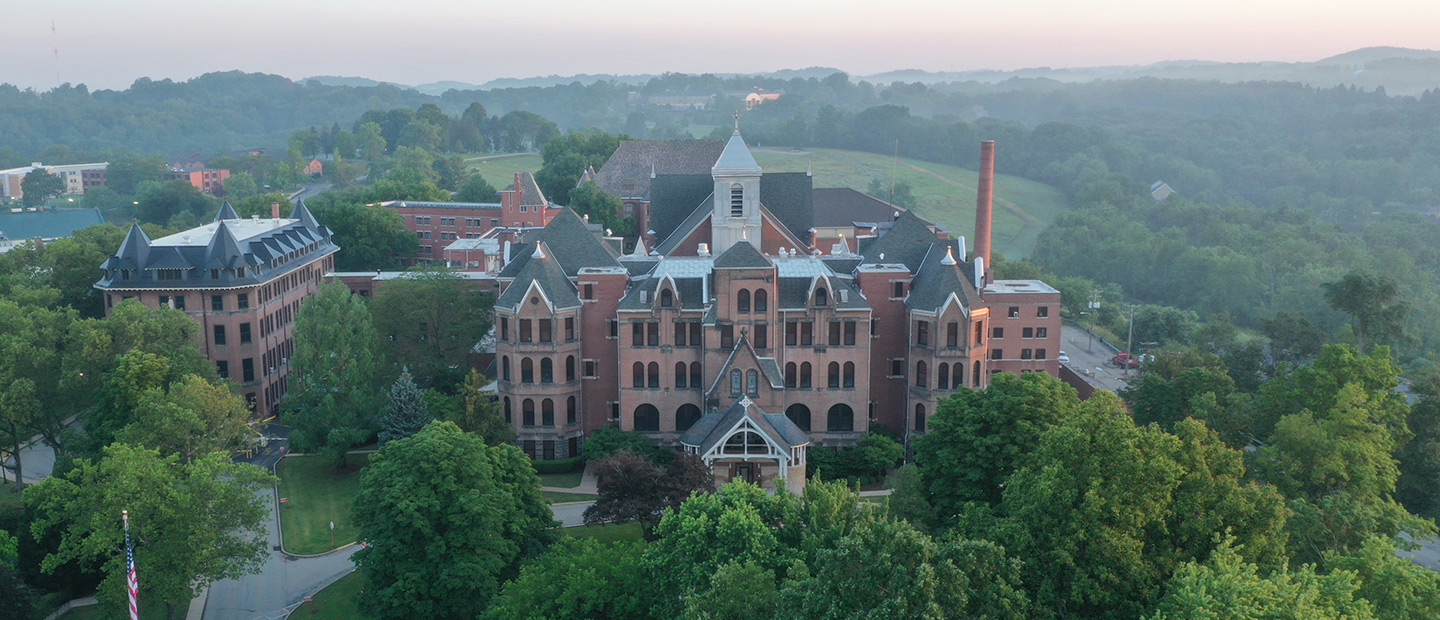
785;362;797;388
633;362;644;388
828;362;840;388
800;362;812;389
676;362;688;388
938;363;950;389
660;288;673;307
737;289;750;313
540;357;554;383
916;361;928;388
746;369;759;397
542;399;555;426
565;356;576;381
730;369;743;396
754;289;768;312
730;183;744;217
690;362;702;388
843;362;855;388
522;358;535;383
815;288;828;306
567;397;577;424
647;362;660;388
947;322;959;348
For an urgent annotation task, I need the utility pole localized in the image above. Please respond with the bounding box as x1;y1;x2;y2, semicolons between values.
1125;304;1137;380
1087;290;1101;352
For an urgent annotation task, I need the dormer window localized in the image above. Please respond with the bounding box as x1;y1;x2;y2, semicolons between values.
660;288;673;307
730;184;743;217
815;287;828;306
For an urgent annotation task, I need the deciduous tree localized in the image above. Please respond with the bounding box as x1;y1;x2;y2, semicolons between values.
1323;270;1409;354
284;281;384;468
352;421;555;620
20;169;65;207
370;267;493;389
484;539;658;620
116;374;252;465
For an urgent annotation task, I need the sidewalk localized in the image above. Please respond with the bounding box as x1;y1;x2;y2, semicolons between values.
539;462;598;493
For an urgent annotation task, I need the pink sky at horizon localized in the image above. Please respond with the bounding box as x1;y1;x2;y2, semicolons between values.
1;0;1435;91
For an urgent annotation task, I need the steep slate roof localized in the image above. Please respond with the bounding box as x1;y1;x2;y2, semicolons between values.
495;245;581;311
515;172;547;207
498;208;620;279
595;140;726;199
775;275;869;310
905;243;972;312
215;201;239;221
649;172;815;250
713;240;772;269
858;211;944;272
96;210;336;289
617;276;707;311
0;209;105;243
680;398;809;454
810;188;904;227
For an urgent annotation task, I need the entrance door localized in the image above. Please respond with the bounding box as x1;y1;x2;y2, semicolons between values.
733;463;757;483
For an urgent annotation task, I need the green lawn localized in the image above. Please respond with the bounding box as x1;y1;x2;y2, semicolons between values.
544;491;599;504
55;600;169;620
561;521;645;544
465;153;543;191
538;471;584;488
276;454;371;555
289;571;365;620
753;147;1069;259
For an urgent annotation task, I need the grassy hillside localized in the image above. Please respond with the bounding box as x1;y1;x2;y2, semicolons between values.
754;147;1068;259
466;153;544;191
462;147;1068;259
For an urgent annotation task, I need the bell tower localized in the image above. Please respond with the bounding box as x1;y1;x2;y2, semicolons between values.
711;114;762;255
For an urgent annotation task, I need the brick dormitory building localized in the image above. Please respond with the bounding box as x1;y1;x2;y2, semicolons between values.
489;132;1061;491
94;201;338;415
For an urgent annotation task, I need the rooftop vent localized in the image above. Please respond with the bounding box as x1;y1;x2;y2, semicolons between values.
640;290;649;304
698;243;710;257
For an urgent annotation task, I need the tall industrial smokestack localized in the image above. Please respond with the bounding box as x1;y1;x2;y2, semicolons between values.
974;140;995;282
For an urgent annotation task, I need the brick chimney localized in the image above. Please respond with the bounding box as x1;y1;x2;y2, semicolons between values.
271;201;281;218
974;140;995;280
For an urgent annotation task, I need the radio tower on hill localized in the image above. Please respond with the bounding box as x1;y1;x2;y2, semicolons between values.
52;21;61;87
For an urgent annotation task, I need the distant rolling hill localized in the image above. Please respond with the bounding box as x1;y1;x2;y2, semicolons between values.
462;147;1068;259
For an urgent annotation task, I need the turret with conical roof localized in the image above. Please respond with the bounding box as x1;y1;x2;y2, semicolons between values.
215;201;239;221
114;223;152;269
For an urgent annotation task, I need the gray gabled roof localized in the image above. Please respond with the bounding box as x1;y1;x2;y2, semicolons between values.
712;240;772;269
495;245;581;311
595;139;726;199
498;208;620;279
680;398;809;453
617;275;707;311
215;201;239;221
811;188;905;227
858;211;943;272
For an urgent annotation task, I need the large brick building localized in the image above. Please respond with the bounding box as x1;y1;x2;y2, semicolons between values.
94;201;339;415
493;131;1061;490
385;172;559;261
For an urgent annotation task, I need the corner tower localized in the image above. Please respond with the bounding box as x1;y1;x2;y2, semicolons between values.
710;120;762;255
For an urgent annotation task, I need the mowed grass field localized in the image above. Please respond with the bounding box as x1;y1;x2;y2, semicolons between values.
461;147;1068;258
276;454;371;555
466;153;543;191
753;147;1068;259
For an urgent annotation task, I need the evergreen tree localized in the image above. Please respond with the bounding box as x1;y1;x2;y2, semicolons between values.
379;368;431;445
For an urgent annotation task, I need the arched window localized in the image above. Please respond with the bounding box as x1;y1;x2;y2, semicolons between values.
815;287;828;306
737;289;750;313
947;322;959;348
843;362;855;388
953;364;963;390
785;362;797;388
521;358;534;383
827;404;854;432
730;183;744;217
542;399;555;426
565;356;576;382
723;431;768;455
786;404;811;432
690;362;702;389
566;396;577;424
632;362;644;388
675;362;688;388
915;361;927;388
503;397;512;423
800;362;812;389
746;369;759;396
973;361;981;387
828;362;841;388
660;287;673;307
502;356;511;382
676;404;702;432
938;363;950;390
634;404;660;432
754;289;768;312
522;399;535;426
647;362;660;388
540;357;554;383
915;403;926;432
730;369;743;396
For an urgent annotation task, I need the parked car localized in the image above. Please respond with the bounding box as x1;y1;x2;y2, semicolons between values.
1112;352;1142;368
1058;351;1070;363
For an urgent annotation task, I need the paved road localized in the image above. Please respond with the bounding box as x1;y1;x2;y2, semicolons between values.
290;182;332;203
1059;323;1134;393
2;420;80;484
203;449;357;620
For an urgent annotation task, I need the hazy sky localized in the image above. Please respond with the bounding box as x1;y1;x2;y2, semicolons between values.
3;0;1437;91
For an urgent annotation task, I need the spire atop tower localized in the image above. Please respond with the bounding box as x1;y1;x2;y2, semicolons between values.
733;111;741;132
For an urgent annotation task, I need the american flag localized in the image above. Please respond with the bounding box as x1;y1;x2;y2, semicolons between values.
123;510;138;620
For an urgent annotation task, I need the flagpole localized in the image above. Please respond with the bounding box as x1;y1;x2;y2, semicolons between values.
124;510;138;620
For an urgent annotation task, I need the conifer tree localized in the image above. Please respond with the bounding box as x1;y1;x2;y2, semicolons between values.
379;368;431;445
